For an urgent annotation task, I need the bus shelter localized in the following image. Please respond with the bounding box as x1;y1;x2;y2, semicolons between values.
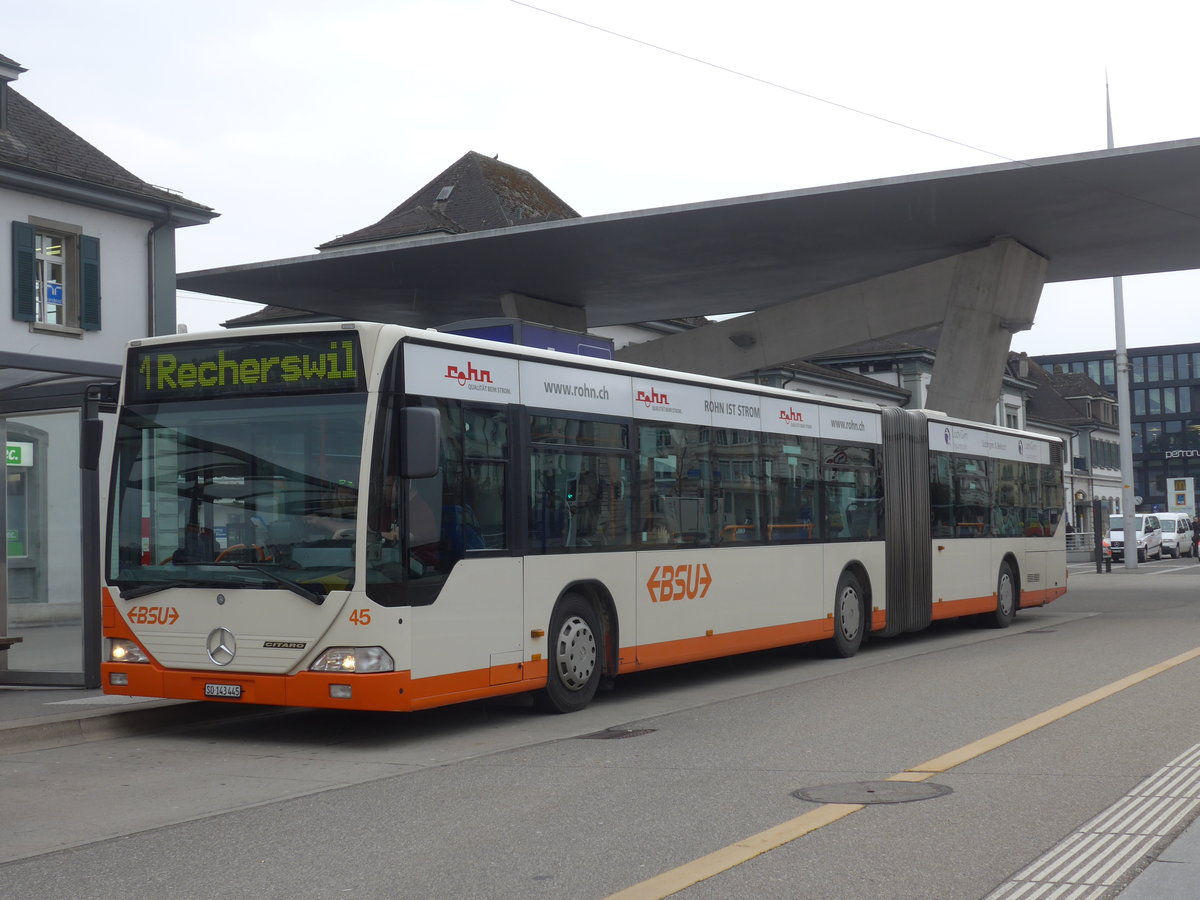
0;353;117;687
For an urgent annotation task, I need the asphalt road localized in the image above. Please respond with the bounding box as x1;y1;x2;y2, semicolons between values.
4;557;1200;899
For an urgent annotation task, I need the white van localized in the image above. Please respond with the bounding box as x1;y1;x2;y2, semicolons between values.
1157;512;1195;558
1107;513;1163;562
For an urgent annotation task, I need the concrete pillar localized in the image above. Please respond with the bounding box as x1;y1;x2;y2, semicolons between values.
923;238;1047;421
614;236;1047;423
499;292;587;332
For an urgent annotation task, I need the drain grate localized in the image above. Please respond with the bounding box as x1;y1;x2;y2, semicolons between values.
1021;629;1058;634
579;727;656;740
793;780;952;805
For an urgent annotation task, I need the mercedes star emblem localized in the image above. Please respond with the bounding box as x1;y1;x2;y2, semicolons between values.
206;627;236;666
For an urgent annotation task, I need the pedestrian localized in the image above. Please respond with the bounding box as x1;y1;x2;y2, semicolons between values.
1191;515;1200;562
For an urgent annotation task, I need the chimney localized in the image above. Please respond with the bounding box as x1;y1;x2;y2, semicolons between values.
0;54;27;132
1017;352;1029;379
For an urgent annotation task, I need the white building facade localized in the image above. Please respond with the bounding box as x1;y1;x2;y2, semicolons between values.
0;54;213;686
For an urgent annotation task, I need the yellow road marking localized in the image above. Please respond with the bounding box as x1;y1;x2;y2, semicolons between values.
908;645;1200;773
604;804;862;900
603;644;1200;900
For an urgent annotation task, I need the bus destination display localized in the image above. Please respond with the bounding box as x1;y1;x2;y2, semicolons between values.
126;333;364;402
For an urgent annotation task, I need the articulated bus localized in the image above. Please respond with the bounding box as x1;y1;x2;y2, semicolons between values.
102;323;1067;713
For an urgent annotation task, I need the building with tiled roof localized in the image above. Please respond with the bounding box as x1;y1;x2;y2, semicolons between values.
226;151;579;327
319;151;578;250
0;72;207;213
1;53;214;355
0;52;215;687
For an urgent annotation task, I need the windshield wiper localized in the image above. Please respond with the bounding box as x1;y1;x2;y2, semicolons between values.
120;580;206;600
230;564;325;605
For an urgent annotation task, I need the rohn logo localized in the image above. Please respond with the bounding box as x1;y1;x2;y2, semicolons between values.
636;388;669;406
778;407;805;423
445;362;492;386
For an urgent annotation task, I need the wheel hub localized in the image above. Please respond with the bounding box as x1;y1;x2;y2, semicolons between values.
998;574;1014;616
839;586;861;639
556;615;597;690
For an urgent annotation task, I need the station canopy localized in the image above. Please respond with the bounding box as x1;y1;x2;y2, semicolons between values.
178;138;1200;329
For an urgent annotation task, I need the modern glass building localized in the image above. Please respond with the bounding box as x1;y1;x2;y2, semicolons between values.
1037;343;1200;512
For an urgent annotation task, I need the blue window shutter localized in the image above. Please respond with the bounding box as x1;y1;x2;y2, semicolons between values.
80;234;101;330
11;221;35;322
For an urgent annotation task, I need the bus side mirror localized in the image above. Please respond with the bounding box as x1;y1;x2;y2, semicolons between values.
400;407;440;479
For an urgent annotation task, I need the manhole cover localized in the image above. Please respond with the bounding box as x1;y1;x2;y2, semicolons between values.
579;728;656;740
793;781;952;805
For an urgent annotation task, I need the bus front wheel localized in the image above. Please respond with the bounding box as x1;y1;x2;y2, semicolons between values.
985;561;1018;629
535;593;602;713
830;570;866;658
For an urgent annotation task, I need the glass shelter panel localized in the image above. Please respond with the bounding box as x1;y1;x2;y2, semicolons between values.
5;411;84;675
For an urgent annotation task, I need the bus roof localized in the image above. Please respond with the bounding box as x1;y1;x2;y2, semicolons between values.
125;323;1063;448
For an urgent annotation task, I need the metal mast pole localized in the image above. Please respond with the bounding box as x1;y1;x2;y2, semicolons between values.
1109;78;1138;568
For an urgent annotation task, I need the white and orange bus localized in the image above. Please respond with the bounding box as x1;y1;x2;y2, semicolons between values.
102;323;1066;713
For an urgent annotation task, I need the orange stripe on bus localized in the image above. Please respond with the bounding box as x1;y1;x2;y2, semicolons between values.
928;584;1066;622
102;659;552;713
622;618;834;673
930;596;994;620
1020;586;1066;607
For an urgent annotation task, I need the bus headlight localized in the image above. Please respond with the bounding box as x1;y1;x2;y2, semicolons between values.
310;647;394;673
108;639;149;663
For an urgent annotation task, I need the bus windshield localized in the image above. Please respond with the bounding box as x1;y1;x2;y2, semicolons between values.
107;394;368;597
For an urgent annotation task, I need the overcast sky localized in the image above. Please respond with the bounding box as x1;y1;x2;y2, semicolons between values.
7;0;1200;354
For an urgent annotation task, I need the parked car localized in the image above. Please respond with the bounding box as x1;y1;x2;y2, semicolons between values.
1107;514;1163;562
1157;512;1195;558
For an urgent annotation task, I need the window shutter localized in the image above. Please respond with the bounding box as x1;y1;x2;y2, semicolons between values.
80;234;101;330
11;221;35;322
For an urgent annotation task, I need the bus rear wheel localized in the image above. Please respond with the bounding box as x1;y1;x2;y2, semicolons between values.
830;570;866;658
984;561;1017;629
535;593;602;713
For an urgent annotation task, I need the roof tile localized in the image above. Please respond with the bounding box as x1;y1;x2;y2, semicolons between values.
319;151;577;250
1;86;210;212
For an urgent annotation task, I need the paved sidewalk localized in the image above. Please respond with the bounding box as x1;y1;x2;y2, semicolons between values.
1118;821;1200;899
0;684;262;753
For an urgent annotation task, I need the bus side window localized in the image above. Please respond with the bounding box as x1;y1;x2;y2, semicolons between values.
929;452;954;537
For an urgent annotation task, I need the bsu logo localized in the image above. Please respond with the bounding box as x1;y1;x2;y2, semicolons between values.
646;564;712;603
445;362;492;385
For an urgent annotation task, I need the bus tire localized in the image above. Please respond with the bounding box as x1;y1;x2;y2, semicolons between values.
985;561;1017;629
830;570;866;658
535;593;602;714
